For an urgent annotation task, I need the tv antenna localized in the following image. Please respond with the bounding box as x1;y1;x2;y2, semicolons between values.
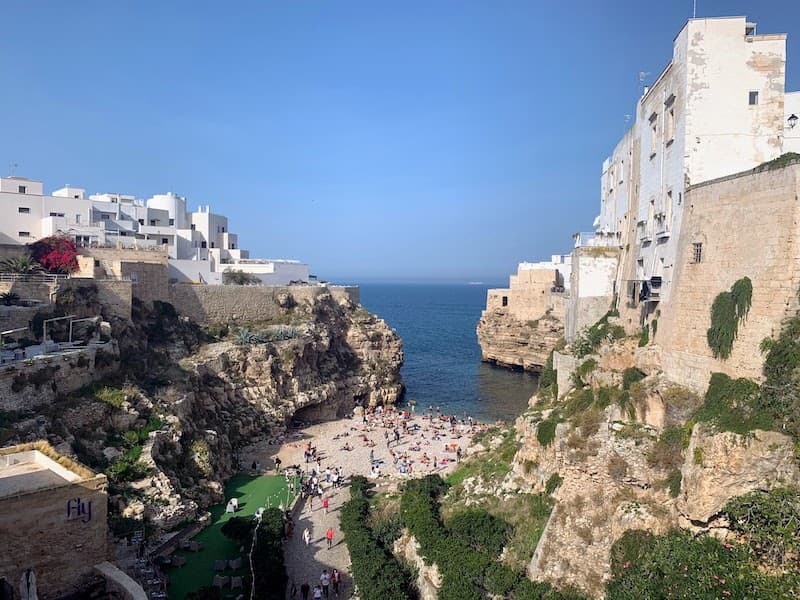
8;162;19;176
693;0;697;19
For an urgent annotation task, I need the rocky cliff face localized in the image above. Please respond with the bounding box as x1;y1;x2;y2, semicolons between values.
2;289;403;529
506;338;800;598
476;310;562;371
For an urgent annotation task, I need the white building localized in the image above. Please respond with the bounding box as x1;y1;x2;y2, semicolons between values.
0;177;310;286
595;16;799;314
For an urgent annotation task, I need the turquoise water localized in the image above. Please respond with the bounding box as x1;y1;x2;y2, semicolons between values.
358;283;538;423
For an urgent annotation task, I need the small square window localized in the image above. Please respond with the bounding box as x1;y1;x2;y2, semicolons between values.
749;91;759;105
693;243;703;264
18;207;30;214
138;219;144;225
161;238;169;245
94;260;100;267
18;185;26;194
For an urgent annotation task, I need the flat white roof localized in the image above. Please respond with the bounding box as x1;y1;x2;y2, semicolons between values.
0;449;80;498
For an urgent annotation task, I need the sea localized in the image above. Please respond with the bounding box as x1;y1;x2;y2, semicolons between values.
358;283;539;424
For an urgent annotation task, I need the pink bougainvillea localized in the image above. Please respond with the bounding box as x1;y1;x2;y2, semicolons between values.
29;236;79;274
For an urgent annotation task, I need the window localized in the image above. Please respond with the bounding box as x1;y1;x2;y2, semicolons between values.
169;218;174;226
49;212;65;217
130;272;138;284
749;91;759;105
18;207;30;214
664;190;673;232
210;242;215;248
221;226;225;233
18;185;26;194
18;231;30;238
76;214;81;223
149;219;157;226
665;106;675;143
94;259;100;267
201;241;207;249
649;114;658;157
101;214;110;220
693;243;703;264
138;218;144;225
230;243;236;249
120;231;127;236
501;296;508;307
190;224;196;231
161;238;168;245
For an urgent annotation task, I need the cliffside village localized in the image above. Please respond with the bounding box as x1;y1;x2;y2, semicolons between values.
4;13;800;600
480;15;800;392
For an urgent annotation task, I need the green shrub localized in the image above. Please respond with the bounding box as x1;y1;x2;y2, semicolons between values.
622;368;645;391
638;324;649;347
606;529;799;600
573;312;625;358
343;476;409;600
537;419;558;447
646;427;688;471
448;509;510;556
694;372;769;434
707;277;752;359
724;487;800;569
545;473;563;495
575;358;597;381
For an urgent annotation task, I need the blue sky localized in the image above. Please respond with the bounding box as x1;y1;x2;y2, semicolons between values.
2;1;798;282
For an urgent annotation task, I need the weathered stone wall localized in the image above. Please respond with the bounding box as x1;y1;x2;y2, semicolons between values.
0;305;40;334
0;345;119;411
0;471;108;599
565;247;619;341
0;281;56;304
59;279;133;321
76;248;170;306
169;284;360;325
658;164;800;391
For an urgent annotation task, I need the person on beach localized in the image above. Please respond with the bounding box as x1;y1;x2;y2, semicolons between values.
326;526;334;549
303;527;311;546
320;570;331;598
301;582;310;600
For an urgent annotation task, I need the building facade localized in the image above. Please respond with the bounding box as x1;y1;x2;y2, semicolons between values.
0;177;310;286
0;442;108;599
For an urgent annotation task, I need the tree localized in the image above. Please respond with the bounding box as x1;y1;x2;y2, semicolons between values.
222;269;260;285
0;256;44;274
29;236;78;274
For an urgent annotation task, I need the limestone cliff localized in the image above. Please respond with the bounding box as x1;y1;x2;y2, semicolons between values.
505;339;800;598
1;289;403;529
477;310;563;371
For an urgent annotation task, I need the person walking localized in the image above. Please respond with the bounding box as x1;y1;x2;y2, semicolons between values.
303;527;311;546
322;496;329;515
326;526;334;549
300;582;310;600
290;581;297;599
313;584;323;600
320;570;331;599
331;569;340;596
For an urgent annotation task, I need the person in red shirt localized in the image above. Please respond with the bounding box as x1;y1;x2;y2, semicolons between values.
325;527;334;549
322;496;329;515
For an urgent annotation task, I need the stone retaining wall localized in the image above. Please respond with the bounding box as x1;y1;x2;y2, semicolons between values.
169;284;360;325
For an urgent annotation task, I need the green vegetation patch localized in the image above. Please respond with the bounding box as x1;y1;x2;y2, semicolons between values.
707;277;752;359
573;312;625;359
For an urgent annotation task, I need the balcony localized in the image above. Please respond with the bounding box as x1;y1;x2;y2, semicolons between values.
573;232;619;248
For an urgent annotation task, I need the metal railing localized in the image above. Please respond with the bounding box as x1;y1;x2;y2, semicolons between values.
0;273;68;283
573;232;619;248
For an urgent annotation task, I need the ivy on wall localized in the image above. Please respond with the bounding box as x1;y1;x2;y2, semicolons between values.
706;277;752;359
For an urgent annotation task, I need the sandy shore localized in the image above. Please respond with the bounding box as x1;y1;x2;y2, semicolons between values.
241;407;491;482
